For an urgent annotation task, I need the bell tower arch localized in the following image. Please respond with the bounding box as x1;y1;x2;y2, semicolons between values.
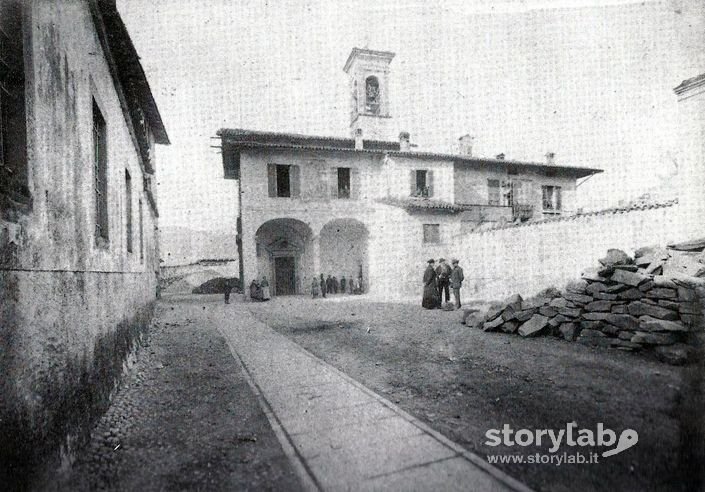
343;48;395;142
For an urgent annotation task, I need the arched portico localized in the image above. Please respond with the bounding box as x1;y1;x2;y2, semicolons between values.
255;218;313;296
318;218;369;293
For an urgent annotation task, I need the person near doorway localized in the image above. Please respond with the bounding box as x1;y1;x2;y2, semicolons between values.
436;258;452;305
340;276;347;294
326;275;333;294
450;259;464;309
422;259;439;309
249;279;263;301
349;274;355;294
260;276;271;301
320;273;326;298
224;279;232;304
332;276;339;294
312;277;320;298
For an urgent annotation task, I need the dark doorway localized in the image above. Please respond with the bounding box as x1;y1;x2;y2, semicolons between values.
274;256;296;295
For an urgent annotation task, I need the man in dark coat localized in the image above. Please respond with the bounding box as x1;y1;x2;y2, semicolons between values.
326;275;333;294
436;258;451;305
320;273;326;298
332;276;339;294
340;276;347;294
450;258;464;309
422;259;439;309
224;279;232;304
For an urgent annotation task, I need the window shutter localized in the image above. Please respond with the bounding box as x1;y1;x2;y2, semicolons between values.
291;165;301;197
351;167;361;200
316;162;329;201
330;167;338;199
556;187;562;210
427;171;434;198
267;164;277;197
409;170;416;196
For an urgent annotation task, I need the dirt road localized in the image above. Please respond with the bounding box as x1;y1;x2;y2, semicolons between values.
247;295;703;492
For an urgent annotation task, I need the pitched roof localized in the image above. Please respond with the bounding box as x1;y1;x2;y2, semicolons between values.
91;0;169;145
217;128;602;178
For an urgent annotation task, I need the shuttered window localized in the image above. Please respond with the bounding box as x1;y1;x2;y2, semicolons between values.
488;179;500;205
267;164;300;198
125;169;133;253
93;99;109;244
542;185;562;212
138;199;144;262
410;169;433;198
0;1;29;212
423;224;440;244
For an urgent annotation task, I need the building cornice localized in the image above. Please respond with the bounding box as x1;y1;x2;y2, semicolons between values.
674;72;705;97
343;47;395;73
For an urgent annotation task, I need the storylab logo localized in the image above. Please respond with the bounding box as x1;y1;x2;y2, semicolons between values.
485;423;638;458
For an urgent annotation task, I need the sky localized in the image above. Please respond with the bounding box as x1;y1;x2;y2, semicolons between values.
118;0;704;232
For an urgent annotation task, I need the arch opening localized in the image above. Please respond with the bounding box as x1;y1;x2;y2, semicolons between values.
319;218;369;293
255;218;313;296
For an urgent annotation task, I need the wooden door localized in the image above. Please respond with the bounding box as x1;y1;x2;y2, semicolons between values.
274;256;296;295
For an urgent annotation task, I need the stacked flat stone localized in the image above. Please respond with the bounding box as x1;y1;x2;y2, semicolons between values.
463;247;705;365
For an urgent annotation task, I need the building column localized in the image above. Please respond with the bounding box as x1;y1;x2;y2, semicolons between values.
241;222;258;300
312;235;321;277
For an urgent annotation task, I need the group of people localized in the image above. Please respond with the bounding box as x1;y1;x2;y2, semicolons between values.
249;277;271;302
422;258;464;310
311;273;363;298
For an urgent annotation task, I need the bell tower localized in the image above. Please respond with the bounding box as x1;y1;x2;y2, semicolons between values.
343;48;395;142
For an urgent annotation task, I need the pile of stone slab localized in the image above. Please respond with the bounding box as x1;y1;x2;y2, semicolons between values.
463;247;705;365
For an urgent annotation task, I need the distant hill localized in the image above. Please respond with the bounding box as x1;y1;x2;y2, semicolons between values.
160;226;238;267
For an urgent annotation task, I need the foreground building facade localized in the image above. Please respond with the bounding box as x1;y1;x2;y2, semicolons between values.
0;0;168;484
219;48;600;300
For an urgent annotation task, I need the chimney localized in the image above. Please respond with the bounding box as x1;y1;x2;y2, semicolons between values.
545;152;556;165
458;134;474;156
355;128;363;150
495;153;505;160
399;131;410;152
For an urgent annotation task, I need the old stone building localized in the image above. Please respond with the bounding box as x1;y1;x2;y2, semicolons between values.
0;0;168;485
218;48;601;300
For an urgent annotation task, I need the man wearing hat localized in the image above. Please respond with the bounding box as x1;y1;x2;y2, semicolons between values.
436;258;452;305
450;258;464;309
422;259;439;309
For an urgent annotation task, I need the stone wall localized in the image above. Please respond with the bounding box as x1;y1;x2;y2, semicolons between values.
452;200;688;302
0;1;161;486
464;248;705;365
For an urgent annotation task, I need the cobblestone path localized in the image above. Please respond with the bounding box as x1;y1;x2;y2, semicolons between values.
61;297;302;491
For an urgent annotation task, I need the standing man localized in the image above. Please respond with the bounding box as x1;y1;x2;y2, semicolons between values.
340;275;347;294
320;273;327;298
450;258;464;309
224;279;232;304
326;274;333;295
436;258;451;305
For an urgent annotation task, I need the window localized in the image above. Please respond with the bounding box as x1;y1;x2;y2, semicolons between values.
365;75;380;114
487;179;500;205
125;169;132;253
423;224;440;244
93;99;109;243
337;167;350;198
138;199;144;262
0;0;29;211
542;185;562;212
276;165;290;197
410;169;433;198
267;164;300;198
224;150;240;179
